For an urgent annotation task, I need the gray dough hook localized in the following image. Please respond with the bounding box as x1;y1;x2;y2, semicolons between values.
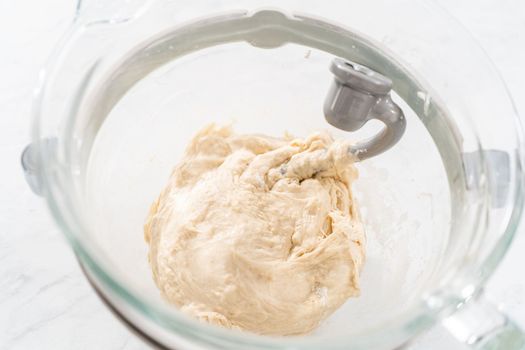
324;57;406;160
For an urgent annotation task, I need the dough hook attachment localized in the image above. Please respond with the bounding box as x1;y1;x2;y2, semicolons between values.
324;57;406;160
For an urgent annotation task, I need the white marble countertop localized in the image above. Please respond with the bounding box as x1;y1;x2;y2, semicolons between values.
1;1;524;349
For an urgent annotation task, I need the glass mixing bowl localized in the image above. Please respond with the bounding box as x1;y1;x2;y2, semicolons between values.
23;0;525;349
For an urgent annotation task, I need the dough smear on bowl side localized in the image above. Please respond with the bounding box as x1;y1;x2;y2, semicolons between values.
144;124;366;336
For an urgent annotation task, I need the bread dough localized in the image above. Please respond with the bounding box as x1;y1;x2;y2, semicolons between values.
144;125;365;335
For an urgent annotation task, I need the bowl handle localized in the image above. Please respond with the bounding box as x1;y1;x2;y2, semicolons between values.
443;293;525;349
